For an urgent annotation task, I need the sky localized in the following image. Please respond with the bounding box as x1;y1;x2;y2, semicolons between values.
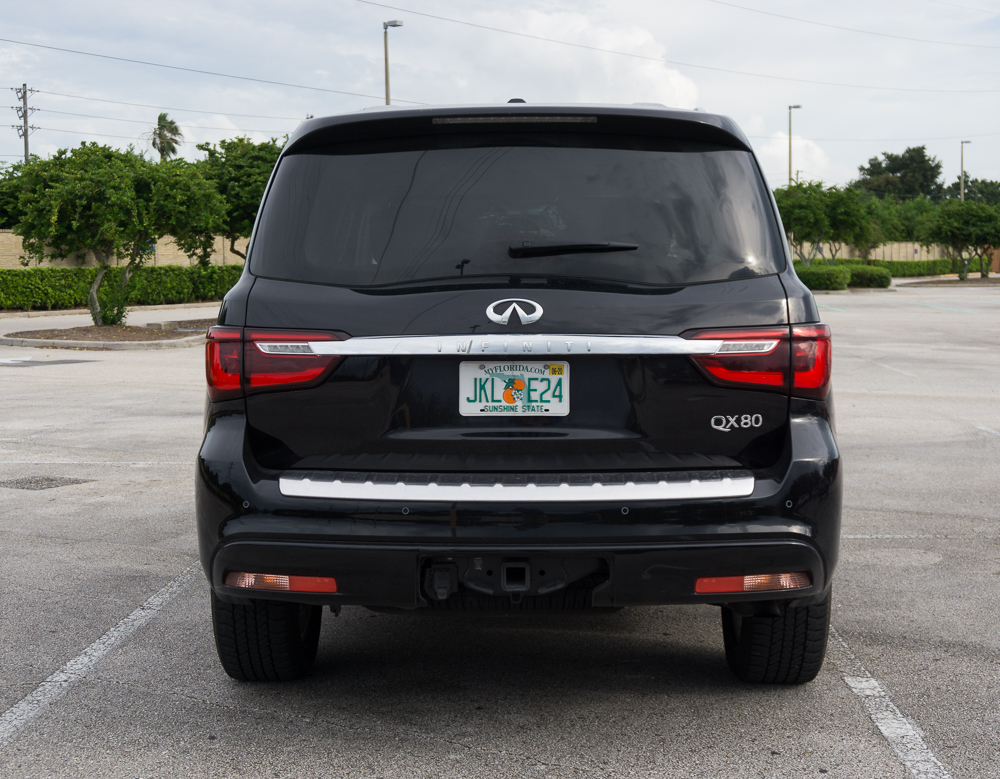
2;0;999;190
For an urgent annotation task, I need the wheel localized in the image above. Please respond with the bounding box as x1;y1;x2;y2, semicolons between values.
721;590;831;684
211;590;322;681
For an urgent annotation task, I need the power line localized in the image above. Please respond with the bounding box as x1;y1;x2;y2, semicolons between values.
39;108;292;134
32;126;161;142
355;0;1000;93
924;0;998;13
749;130;1000;142
38;90;307;121
0;36;428;105
702;0;1000;49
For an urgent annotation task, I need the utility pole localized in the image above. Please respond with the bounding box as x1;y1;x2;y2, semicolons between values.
788;105;801;186
383;20;403;105
960;140;971;201
11;83;37;163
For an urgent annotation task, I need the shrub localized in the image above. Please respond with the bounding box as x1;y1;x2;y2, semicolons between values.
846;265;892;288
876;258;951;276
0;264;244;311
795;266;850;291
0;267;95;310
793;258;952;276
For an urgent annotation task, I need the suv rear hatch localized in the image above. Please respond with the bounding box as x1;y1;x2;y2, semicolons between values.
231;109;808;477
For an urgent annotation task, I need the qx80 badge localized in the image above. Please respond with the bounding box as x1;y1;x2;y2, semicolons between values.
486;299;544;325
712;414;763;432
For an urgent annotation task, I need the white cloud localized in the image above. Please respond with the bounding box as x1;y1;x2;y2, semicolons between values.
0;0;998;185
755;133;858;188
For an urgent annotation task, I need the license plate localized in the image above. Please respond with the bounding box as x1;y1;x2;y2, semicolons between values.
459;361;569;416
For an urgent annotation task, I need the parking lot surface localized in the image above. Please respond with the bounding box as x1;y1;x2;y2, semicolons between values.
0;288;997;778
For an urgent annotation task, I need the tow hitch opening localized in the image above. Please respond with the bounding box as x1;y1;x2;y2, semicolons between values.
501;562;530;592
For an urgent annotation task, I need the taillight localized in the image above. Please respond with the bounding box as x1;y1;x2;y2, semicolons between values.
685;324;832;399
206;326;242;401
791;324;832;398
205;328;345;399
244;330;343;393
688;327;791;393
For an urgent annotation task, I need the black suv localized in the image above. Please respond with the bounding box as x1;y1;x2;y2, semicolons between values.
197;103;840;685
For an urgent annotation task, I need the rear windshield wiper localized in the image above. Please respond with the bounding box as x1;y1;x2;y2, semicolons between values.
508;241;639;258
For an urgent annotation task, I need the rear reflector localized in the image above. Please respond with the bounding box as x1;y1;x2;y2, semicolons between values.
695;571;811;594
225;571;338;593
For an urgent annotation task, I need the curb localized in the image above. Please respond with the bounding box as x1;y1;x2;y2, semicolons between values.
0;334;205;350
0;301;221;320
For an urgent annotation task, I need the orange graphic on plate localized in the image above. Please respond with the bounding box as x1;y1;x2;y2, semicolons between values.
502;378;525;404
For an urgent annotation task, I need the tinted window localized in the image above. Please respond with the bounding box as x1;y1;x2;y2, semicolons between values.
251;138;783;287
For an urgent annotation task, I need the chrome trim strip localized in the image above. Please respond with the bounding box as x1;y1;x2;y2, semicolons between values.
283;335;723;357
278;473;755;503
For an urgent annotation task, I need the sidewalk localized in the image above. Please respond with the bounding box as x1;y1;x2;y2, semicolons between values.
0;302;220;336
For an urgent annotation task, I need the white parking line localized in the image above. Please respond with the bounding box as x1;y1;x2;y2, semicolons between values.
842;534;998;540
976;426;1000;437
0;565;198;747
0;461;192;465
872;362;916;377
829;627;952;779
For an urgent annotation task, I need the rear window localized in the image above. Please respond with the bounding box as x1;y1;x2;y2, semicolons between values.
250;135;784;287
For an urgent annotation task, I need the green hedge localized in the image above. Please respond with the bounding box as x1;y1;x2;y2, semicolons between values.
794;258;952;276
0;265;244;311
846;265;892;288
876;258;952;277
795;266;850;291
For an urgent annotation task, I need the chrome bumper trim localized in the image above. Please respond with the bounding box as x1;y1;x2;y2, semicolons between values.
256;334;725;357
278;472;755;503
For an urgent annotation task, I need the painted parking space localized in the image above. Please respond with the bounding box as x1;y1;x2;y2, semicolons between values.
1;290;998;777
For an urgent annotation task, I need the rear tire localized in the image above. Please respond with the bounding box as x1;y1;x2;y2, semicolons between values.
211;591;322;681
721;590;831;684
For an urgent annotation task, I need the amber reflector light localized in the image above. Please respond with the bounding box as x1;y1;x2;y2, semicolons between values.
695;571;811;594
225;571;337;593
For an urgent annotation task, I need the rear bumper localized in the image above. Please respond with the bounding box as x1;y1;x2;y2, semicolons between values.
211;538;828;609
197;398;841;609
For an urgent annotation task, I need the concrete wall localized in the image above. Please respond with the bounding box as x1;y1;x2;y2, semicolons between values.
797;240;1000;271
798;241;949;262
0;230;248;270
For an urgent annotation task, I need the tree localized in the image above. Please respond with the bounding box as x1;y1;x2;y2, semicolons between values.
942;176;1000;205
824;186;867;260
0;161;25;230
895;196;936;241
195;136;282;260
964;202;1000;278
14;143;224;324
851;146;943;201
150;113;183;162
773;182;830;264
921;199;984;280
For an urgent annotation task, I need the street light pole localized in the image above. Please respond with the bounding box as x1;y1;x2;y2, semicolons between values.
960;140;971;201
788;105;801;186
383;20;403;105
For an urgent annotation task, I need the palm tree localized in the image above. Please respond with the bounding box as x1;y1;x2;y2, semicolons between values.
150;113;183;162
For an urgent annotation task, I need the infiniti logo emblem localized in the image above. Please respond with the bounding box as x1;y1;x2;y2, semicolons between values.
486;298;544;325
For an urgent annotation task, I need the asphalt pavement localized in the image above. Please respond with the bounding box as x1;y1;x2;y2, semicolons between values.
0;289;997;778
